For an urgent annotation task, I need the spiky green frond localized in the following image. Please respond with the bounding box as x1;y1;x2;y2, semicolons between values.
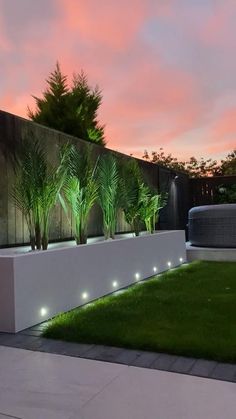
12;139;70;250
60;145;98;244
97;155;121;239
140;188;168;233
120;159;146;235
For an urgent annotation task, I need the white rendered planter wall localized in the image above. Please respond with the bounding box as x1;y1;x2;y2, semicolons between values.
0;230;186;333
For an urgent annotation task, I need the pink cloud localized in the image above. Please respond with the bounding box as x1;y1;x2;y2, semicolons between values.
57;0;147;49
212;109;236;138
101;54;206;154
206;141;236;155
0;0;235;163
196;108;236;156
1;93;34;117
203;108;236;155
0;14;11;51
198;1;236;47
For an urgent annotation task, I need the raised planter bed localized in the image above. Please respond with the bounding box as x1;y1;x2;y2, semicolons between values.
0;230;186;333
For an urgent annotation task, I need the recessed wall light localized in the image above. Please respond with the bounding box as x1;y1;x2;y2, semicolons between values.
112;281;118;288
40;307;47;316
82;292;88;300
135;272;140;280
179;257;183;263
153;266;157;273
167;261;172;267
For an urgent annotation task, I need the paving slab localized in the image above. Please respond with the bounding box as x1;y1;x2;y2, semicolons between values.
0;346;126;419
151;353;178;371
32;338;75;354
211;363;236;382
114;348;143;364
0;334;41;351
79;361;236;419
26;323;48;332
2;346;236;419
82;344;113;360
88;346;125;362
61;342;95;357
170;356;197;373
0;329;236;383
132;351;161;368
83;344;125;362
19;329;42;337
0;345;236;419
190;359;218;378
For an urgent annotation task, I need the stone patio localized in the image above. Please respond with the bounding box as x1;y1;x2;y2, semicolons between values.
0;323;235;384
0;345;235;419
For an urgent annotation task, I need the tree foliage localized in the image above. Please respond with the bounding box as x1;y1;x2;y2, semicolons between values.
143;149;187;173
217;150;236;176
28;62;106;146
143;148;236;177
215;184;236;204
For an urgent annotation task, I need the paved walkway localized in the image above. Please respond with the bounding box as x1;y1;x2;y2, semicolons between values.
0;345;235;419
0;324;236;383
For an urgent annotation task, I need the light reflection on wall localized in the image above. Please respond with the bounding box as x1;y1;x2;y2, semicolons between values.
169;175;179;229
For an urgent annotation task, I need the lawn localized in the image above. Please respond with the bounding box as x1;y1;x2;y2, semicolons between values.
43;261;236;363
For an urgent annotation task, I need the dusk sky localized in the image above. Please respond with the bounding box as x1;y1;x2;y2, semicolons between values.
0;0;236;160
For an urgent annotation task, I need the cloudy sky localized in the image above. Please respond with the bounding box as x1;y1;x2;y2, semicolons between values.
0;0;236;160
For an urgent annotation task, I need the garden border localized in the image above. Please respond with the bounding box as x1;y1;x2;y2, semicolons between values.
0;325;235;383
0;231;186;332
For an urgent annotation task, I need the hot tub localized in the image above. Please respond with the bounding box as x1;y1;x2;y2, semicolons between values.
188;204;236;248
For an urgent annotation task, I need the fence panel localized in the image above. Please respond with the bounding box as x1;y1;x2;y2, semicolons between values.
0;110;191;247
190;176;236;207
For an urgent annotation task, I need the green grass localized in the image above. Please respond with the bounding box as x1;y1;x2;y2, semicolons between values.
43;261;236;363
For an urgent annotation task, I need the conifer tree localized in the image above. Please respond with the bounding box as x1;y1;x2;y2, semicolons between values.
28;62;106;146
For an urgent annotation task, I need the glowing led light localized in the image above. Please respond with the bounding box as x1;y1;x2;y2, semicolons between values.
40;307;48;316
135;272;140;280
153;266;157;273
82;292;88;300
179;257;183;263
112;281;118;288
167;261;172;268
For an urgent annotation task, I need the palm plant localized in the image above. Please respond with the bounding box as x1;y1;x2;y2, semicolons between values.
12;178;36;250
40;152;70;250
60;145;98;244
121;160;147;236
12;140;70;250
12;140;46;249
140;189;167;234
97;155;121;239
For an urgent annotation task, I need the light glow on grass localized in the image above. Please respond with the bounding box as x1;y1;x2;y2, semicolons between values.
113;289;125;296
43;261;236;364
